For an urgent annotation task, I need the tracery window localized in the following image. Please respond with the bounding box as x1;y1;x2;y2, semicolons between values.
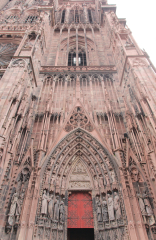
78;51;87;66
68;51;76;66
88;9;93;23
25;15;38;24
61;9;66;23
68;48;87;66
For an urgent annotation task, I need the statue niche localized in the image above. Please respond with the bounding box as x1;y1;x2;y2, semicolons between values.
129;163;155;226
5;167;31;233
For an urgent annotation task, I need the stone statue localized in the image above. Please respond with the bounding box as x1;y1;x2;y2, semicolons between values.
142;190;155;225
48;194;54;218
96;196;102;222
136;192;146;216
8;192;21;226
104;172;109;185
59;198;65;222
142;190;153;216
0;148;3;163
22;168;30;182
99;177;104;188
107;194;115;221
102;197;108;221
54;196;59;221
114;192;121;220
41;190;49;216
45;170;50;185
110;170;116;183
62;176;66;189
94;176;99;189
131;168;139;182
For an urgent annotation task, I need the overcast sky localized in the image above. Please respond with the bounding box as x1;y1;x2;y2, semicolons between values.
108;0;156;67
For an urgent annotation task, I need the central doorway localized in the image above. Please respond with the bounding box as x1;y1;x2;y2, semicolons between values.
67;228;94;240
67;192;94;240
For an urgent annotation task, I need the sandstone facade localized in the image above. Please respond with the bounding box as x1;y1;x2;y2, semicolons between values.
0;0;156;239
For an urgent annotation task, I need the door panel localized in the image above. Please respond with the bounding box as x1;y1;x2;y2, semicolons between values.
68;192;94;228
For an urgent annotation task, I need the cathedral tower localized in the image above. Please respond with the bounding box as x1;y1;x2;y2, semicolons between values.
0;0;156;239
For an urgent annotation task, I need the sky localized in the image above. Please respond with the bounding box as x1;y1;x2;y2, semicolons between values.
108;0;156;67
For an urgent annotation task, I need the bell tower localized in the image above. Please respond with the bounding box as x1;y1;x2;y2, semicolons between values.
0;0;156;239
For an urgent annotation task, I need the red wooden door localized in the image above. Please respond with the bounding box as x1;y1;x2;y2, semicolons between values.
68;192;94;228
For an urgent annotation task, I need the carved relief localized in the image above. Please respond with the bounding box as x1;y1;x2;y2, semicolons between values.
11;59;26;68
64;106;94;132
69;160;91;189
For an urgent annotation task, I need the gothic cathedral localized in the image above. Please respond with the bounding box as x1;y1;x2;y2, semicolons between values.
0;0;156;239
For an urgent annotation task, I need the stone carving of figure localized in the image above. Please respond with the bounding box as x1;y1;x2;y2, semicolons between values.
22;168;30;182
41;190;49;216
96;196;102;222
110;170;116;183
45;170;50;185
54;196;59;221
8;192;21;226
0;148;3;163
131;168;139;182
136;192;146;216
105;158;111;169
142;190;153;216
113;192;121;220
102;197;108;222
48;194;54;218
104;172;110;185
142;190;155;225
59;198;65;222
62;176;66;189
107;194;115;221
99;177;104;188
94;176;99;189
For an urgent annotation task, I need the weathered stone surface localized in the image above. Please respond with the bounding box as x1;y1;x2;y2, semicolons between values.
0;0;155;239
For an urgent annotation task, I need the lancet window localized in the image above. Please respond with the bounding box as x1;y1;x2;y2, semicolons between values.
68;51;76;66
75;10;79;23
88;9;93;23
25;15;38;24
61;10;66;23
68;48;87;66
78;51;87;66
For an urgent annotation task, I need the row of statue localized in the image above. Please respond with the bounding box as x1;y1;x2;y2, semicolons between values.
41;190;65;222
96;192;122;222
136;190;155;225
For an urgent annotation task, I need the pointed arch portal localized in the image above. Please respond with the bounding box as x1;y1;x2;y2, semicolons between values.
36;128;126;240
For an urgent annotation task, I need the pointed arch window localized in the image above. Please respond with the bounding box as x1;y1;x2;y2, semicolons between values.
75;10;79;23
25;15;38;24
78;51;87;66
68;51;76;66
61;9;66;23
88;9;93;23
68;48;87;66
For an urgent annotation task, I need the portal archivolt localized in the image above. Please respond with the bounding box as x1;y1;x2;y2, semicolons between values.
41;128;120;195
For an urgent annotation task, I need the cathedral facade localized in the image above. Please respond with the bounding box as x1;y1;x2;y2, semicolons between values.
0;0;156;239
